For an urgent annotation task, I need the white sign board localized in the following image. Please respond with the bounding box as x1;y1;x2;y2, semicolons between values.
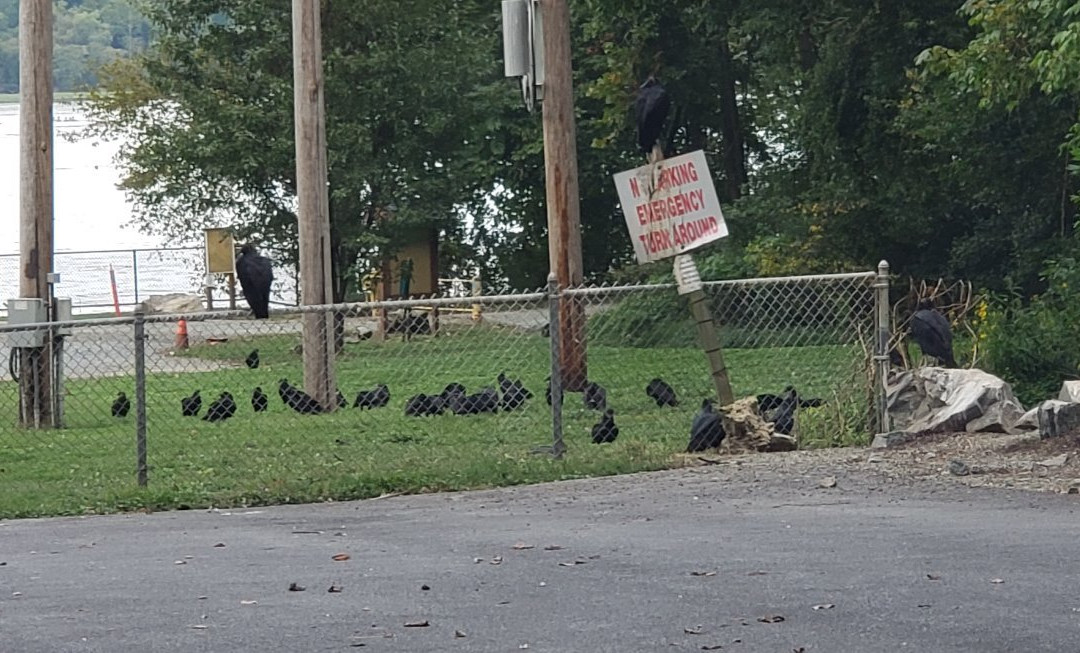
613;150;728;264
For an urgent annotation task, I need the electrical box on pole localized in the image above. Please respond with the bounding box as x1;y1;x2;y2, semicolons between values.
502;0;544;112
6;299;47;347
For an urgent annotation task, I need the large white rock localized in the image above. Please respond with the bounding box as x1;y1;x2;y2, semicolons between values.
141;293;205;315
1036;400;1080;439
885;367;1025;438
1058;380;1080;403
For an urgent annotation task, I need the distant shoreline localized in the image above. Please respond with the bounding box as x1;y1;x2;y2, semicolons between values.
0;91;90;104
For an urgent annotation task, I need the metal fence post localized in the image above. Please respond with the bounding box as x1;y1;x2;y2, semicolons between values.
547;273;566;459
873;260;891;437
131;249;140;305
471;274;482;323
133;308;148;487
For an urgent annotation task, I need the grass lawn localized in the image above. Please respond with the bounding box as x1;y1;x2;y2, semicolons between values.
0;324;870;518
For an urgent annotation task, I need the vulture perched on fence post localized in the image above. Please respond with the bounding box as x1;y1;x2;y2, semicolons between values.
236;244;274;319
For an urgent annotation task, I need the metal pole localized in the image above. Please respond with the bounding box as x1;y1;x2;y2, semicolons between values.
48;296;59;426
131;249;139;305
873;260;891;435
53;335;65;428
547;273;565;458
133;308;148;486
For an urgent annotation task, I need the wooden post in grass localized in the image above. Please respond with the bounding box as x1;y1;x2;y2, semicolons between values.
651;144;735;406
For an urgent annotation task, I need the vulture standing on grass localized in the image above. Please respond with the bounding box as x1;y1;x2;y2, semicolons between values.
236;244;274;319
634;77;671;155
686;398;724;453
111;391;131;418
910;300;957;368
591;409;619;444
181;390;202;417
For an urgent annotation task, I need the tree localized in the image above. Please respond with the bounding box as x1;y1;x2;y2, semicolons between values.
85;0;507;300
0;0;151;93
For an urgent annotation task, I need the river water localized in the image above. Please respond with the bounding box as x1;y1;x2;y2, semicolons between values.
0;102;296;314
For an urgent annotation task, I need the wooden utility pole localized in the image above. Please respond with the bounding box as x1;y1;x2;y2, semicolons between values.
19;0;54;428
291;0;337;410
541;0;587;391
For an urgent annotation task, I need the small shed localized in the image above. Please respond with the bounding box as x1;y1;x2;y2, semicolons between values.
372;227;440;338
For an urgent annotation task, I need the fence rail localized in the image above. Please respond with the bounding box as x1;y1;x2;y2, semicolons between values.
0;267;887;517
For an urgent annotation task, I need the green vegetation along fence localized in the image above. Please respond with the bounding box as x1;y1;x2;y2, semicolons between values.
0;268;882;518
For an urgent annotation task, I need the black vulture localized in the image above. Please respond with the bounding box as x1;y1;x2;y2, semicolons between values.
498;372;532;411
252;387;268;412
910;301;957;367
111;391;131;418
888;347;905;368
583;381;608;411
769;386;799;436
353;384;390;409
236;244;274;319
405;393;445;417
203;391;237;422
645;378;678;407
591;408;619;444
441;382;467;403
181;390;202;417
634;77;671;155
336;390;348;409
448;387;499;415
278;378;324;414
245;349;259;369
686;398;725;452
756;387;823;413
404;394;429;417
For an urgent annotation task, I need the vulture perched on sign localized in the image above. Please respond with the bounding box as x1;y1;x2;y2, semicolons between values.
634;77;671;155
910;300;957;368
236;244;274;319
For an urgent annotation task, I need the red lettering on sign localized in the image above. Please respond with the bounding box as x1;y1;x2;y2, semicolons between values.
629;176;640;199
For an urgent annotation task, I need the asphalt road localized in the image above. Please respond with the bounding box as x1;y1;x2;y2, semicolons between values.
2;465;1079;652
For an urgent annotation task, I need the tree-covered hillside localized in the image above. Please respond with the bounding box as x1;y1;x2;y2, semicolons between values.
0;0;149;93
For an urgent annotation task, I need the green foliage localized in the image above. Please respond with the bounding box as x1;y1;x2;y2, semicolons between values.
0;0;150;93
85;0;507;299
978;258;1080;405
74;0;1080;301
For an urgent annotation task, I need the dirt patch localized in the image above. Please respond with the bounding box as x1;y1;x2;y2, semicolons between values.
686;431;1080;495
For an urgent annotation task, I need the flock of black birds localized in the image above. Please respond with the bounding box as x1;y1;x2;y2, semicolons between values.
106;341;823;454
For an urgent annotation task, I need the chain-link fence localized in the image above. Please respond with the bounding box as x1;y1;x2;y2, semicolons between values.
564;271;879;451
0;267;884;517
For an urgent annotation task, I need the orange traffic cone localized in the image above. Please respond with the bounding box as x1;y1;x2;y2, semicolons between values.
175;319;189;350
